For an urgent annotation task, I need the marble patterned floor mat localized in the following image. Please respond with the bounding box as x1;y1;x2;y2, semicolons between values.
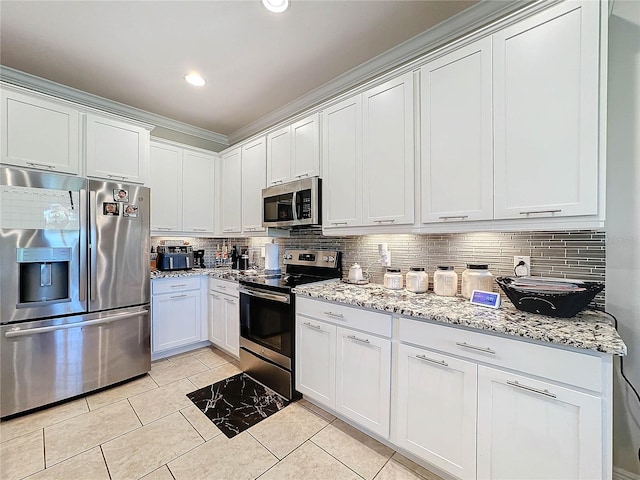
187;373;290;438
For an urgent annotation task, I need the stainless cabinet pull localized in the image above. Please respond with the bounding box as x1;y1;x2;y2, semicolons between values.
507;380;557;399
323;311;344;319
107;174;128;180
519;209;562;216
303;322;321;330
455;342;496;355
223;228;237;233
374;219;395;224
26;162;56;170
170;294;188;299
331;222;348;226
224;298;236;304
294;172;309;179
439;215;469;221
192;228;207;232
347;334;370;344
218;285;227;289
156;227;174;231
415;354;449;367
170;284;187;288
209;293;220;299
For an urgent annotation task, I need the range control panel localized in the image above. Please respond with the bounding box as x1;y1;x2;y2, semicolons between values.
282;249;339;268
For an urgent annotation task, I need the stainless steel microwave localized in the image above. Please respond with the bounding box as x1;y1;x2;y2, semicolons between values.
262;177;321;228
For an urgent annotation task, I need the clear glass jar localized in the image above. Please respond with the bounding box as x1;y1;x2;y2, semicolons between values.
406;267;428;293
433;266;458;296
384;268;403;290
461;264;493;299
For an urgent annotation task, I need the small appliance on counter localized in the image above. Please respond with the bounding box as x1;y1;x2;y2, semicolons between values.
193;249;206;268
157;245;194;271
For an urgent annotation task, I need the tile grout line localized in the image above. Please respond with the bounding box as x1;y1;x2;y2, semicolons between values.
99;444;113;480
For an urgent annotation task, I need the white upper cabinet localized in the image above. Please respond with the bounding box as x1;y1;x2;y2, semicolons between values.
1;87;81;174
149;142;182;232
221;147;242;234
182;149;215;233
241;137;267;233
493;1;600;220
322;96;363;228
362;72;415;226
85;114;150;184
421;37;493;223
266;113;320;187
291;113;320;180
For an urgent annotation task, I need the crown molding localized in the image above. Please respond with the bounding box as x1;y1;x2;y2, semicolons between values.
0;66;229;146
228;0;531;144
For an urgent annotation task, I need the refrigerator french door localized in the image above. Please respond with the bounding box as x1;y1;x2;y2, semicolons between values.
0;167;151;417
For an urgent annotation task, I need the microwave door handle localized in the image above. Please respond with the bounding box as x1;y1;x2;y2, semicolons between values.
291;191;298;221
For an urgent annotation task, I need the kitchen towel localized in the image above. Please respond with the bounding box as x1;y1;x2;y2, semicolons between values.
264;242;280;272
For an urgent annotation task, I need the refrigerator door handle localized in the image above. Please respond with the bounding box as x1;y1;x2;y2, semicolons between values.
79;189;88;302
89;190;97;301
4;309;149;338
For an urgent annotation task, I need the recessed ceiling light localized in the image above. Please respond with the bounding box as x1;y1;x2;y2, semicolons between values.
184;73;206;87
262;0;289;13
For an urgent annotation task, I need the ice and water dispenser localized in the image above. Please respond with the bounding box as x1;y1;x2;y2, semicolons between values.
17;247;71;306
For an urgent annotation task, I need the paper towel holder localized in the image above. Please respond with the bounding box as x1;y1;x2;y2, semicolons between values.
264;240;281;274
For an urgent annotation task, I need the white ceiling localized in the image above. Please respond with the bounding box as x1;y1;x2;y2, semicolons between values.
0;1;482;143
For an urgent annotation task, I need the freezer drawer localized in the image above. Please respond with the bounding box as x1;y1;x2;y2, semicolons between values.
0;306;150;417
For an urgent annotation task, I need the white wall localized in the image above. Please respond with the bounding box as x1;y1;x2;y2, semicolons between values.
607;0;640;476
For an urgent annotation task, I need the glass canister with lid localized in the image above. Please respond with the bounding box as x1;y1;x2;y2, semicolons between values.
406;267;428;293
461;264;493;299
433;266;458;296
384;268;403;290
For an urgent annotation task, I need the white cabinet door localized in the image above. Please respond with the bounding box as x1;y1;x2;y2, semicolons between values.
395;343;477;480
493;1;600;219
223;295;240;357
336;326;391;438
266;126;291;187
241;137;267;233
295;316;336;407
1;88;80;174
85;114;149;184
220;148;242;234
477;366;602;480
208;292;225;346
322;96;363;228
421;37;493;224
149;142;182;232
291;113;320;180
152;291;200;353
182;149;215;234
362;72;414;226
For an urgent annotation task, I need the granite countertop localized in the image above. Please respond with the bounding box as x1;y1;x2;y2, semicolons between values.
150;268;242;282
293;281;627;356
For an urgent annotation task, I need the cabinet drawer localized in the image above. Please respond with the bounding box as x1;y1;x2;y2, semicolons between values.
209;278;238;296
398;317;603;392
152;277;201;295
296;296;392;338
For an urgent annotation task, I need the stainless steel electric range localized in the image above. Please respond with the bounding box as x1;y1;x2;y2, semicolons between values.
238;249;341;399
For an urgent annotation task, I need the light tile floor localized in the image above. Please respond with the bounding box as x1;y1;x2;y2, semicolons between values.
0;346;444;480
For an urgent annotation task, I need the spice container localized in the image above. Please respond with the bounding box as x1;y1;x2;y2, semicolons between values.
406;267;428;293
433;266;458;296
461;264;494;299
384;268;403;290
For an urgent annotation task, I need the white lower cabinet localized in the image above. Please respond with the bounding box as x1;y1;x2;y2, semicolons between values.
476;366;602;480
295;316;336;405
208;278;239;357
395;343;477;480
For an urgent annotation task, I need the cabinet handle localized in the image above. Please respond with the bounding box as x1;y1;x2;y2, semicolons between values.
374;219;395;224
519;209;562;216
506;380;557;399
217;285;227;289
455;342;496;355
170;294;188;299
107;174;128;180
209;293;220;298
191;228;207;232
347;334;370;344
331;222;348;226
303;322;321;330
224;298;236;304
415;354;449;367
323;311;344;319
156;227;174;231
170;284;187;288
26;162;56;170
270;179;284;185
245;227;256;231
223;228;237;233
439;215;469;221
294;172;309;179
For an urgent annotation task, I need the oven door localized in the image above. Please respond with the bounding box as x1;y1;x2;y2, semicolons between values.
238;285;293;369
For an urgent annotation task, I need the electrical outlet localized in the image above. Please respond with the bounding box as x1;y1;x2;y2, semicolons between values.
260;246;266;258
513;256;531;276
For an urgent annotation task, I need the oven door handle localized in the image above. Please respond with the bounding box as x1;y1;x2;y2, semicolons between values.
239;286;290;304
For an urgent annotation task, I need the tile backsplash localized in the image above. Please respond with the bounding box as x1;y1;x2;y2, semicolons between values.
152;228;606;308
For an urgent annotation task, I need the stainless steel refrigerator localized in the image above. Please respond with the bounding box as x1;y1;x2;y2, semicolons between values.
0;167;151;417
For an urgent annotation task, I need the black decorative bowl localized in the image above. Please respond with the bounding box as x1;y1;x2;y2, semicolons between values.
495;277;604;318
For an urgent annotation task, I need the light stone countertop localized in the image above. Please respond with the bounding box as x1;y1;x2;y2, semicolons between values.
293;281;627;356
150;268;242;282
